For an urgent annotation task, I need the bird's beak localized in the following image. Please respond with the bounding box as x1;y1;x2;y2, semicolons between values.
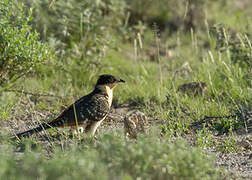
118;78;125;83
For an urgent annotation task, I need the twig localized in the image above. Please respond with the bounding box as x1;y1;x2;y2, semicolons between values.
191;114;237;127
204;115;237;119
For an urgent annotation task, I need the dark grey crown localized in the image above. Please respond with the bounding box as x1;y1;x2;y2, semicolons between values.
96;74;125;86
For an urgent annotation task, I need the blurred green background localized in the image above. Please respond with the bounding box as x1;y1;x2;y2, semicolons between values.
0;0;251;179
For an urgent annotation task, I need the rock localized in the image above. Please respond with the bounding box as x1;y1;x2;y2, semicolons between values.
124;110;150;139
177;82;208;96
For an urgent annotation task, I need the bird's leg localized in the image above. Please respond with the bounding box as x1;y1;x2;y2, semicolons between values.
69;126;85;139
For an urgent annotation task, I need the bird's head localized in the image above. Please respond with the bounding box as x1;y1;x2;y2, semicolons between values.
95;74;125;90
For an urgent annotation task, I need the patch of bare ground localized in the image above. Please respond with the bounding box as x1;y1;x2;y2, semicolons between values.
1;98;251;179
210;136;251;180
0;96;57;137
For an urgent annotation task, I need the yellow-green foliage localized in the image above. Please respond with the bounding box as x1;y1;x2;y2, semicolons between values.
0;0;52;89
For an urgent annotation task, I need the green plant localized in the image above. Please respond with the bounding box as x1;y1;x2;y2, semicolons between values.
196;128;214;148
216;136;240;153
0;0;51;89
17;0;129;91
126;0;208;33
210;24;252;69
0;132;224;180
24;0;127;57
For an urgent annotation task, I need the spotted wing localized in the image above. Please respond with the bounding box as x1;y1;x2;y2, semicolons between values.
51;93;110;127
78;94;110;122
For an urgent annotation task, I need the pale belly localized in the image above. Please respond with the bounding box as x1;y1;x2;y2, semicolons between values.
85;118;105;136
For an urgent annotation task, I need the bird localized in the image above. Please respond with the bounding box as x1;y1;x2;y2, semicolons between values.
13;74;125;139
177;82;207;96
124;110;150;139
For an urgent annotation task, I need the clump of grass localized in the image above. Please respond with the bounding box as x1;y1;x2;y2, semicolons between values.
210;24;252;69
216;136;240;153
195;128;215;148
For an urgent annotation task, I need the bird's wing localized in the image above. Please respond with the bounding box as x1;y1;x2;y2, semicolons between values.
51;94;110;127
79;95;110;121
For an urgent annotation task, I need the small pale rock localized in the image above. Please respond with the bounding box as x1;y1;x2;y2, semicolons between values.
124;110;150;139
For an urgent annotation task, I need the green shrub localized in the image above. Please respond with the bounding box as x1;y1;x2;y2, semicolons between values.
17;0;128;90
95;133;221;180
0;0;52;89
210;24;252;69
126;0;207;33
23;0;127;59
0;133;223;180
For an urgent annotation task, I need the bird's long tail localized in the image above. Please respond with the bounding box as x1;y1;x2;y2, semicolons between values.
12;117;65;140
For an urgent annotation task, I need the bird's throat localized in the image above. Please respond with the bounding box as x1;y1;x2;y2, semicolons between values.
105;85;113;107
96;85;113;107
